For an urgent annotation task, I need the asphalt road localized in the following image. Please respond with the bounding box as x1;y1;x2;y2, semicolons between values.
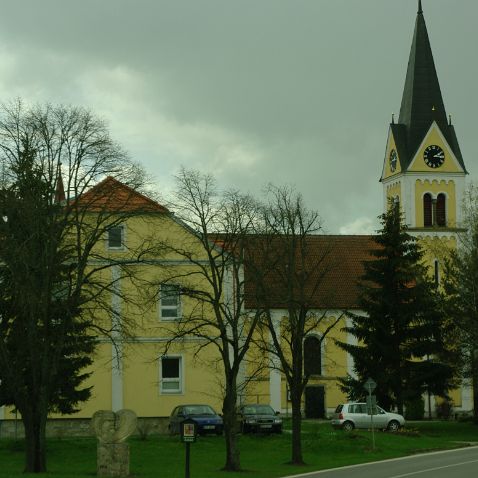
285;446;478;478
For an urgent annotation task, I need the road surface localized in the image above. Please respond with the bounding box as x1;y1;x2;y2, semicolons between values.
285;446;478;478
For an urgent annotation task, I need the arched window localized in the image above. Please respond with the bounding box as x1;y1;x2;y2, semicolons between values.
423;193;433;227
304;336;321;376
436;194;446;227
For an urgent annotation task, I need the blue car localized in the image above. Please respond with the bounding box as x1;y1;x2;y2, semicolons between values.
168;404;223;435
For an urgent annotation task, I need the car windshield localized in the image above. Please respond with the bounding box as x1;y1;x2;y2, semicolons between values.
183;405;216;416
335;405;343;413
243;405;275;415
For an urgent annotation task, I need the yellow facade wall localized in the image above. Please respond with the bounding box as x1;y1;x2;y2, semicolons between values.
121;342;223;417
245;314;349;412
408;127;462;174
386;182;402;206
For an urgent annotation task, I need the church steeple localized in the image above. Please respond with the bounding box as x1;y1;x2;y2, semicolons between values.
382;1;467;234
395;0;465;171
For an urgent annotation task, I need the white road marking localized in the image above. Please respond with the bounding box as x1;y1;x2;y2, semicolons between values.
284;446;478;478
388;458;478;478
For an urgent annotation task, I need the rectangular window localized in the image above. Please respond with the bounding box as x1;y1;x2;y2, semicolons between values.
160;284;181;320
161;356;182;393
107;225;124;249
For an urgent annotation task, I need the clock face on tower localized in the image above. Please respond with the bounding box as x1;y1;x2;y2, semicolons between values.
389;149;398;173
423;145;445;168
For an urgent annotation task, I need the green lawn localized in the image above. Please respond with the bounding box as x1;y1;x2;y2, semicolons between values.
1;421;477;478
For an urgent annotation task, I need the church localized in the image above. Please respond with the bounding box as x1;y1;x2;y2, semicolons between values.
0;1;472;435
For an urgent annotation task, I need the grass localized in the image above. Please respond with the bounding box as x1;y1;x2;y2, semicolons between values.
1;420;477;478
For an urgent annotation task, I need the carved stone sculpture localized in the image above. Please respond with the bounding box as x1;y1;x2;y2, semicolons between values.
91;409;137;477
92;409;137;444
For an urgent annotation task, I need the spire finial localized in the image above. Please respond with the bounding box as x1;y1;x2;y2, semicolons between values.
418;0;423;14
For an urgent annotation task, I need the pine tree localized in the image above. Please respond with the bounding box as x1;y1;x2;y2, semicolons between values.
338;203;456;414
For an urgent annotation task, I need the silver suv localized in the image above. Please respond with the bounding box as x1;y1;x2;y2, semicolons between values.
331;403;405;431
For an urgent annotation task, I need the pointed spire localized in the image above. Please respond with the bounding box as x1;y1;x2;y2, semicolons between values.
55;163;66;203
395;4;466;173
398;4;448;158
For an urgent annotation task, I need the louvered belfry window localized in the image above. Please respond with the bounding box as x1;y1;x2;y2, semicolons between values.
436;194;446;227
423;193;433;227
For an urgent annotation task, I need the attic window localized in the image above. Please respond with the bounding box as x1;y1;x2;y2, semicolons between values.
107;225;124;249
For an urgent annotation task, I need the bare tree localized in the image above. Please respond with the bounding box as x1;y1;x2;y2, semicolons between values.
0;100;150;472
250;185;342;465
146;167;264;472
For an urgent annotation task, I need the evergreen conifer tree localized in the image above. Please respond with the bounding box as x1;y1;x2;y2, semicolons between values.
338;203;456;415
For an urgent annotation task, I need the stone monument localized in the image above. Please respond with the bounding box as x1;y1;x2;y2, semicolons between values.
91;409;137;477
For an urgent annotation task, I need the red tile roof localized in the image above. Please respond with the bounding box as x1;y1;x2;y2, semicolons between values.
77;176;169;213
244;235;375;310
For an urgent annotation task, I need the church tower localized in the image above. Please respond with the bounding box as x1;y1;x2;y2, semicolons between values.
380;0;467;268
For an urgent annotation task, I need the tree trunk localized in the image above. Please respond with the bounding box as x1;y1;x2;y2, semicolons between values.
22;408;48;473
222;387;241;471
290;391;305;465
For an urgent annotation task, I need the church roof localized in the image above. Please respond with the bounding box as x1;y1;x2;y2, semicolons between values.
244;235;375;310
394;1;466;172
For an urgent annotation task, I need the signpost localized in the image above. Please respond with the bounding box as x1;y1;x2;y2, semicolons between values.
364;378;377;450
180;418;197;478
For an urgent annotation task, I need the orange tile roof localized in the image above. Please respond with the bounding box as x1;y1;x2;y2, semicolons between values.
77;176;169;213
244;235;376;310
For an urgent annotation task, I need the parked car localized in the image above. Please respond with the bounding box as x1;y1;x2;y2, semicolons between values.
237;404;282;434
168;404;223;435
331;403;405;431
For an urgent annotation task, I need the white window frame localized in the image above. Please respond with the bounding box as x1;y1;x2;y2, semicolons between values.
160;355;183;394
159;283;181;321
107;224;125;251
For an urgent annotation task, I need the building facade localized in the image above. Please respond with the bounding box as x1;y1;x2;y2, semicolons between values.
0;2;473;435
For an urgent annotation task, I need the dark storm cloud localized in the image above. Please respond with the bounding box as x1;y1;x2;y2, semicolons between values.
0;0;475;232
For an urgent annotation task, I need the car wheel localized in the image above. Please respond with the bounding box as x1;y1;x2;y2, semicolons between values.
342;421;354;432
387;420;400;432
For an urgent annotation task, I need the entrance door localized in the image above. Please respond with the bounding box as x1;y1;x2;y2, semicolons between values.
305;386;325;418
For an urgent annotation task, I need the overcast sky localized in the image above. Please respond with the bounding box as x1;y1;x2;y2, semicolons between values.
0;0;475;234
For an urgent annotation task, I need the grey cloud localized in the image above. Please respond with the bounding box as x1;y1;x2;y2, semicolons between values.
0;0;476;233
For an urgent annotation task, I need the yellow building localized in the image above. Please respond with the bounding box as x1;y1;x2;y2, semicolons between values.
0;3;472;435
